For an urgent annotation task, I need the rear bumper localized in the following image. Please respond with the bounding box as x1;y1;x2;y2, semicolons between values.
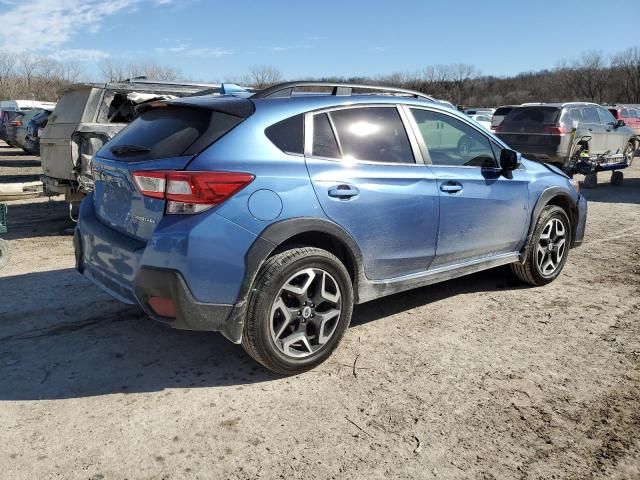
74;195;257;343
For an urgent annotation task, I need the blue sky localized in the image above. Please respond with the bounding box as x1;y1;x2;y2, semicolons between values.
1;0;638;81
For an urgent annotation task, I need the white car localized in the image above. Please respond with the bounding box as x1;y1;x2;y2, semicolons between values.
468;114;493;130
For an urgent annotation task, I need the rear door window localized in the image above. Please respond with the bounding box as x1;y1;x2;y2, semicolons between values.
100;106;243;161
311;113;340;158
582;107;601;124
329;107;414;164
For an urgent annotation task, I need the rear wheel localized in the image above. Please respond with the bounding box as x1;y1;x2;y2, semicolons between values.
242;247;353;375
511;205;571;286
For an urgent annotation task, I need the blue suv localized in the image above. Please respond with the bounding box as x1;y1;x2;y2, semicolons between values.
74;82;587;374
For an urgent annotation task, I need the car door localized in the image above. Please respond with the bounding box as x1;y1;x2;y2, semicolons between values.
597;106;627;154
304;105;440;281
405;106;530;269
581;106;607;154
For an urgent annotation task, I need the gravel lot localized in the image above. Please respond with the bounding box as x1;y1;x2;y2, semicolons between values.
0;141;638;479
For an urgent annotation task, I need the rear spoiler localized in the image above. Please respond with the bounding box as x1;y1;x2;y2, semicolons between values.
186;83;253;98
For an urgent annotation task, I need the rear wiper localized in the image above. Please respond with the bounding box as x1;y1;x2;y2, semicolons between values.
110;144;150;156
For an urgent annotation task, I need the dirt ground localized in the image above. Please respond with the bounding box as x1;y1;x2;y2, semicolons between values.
0;141;638;480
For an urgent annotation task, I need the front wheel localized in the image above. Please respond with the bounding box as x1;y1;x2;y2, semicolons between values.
623;141;635;166
242;247;354;375
511;205;571;286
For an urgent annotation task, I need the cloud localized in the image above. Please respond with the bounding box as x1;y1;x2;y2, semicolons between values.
154;45;233;58
0;0;170;52
47;48;111;62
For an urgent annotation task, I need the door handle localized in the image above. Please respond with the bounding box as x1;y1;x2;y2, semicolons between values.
440;181;463;193
328;184;359;199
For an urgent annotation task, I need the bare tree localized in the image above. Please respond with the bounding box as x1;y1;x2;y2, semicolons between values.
244;65;283;89
612;47;640;103
572;51;610;103
99;58;181;82
18;52;39;95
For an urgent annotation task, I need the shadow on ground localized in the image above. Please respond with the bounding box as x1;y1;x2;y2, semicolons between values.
0;265;522;401
2;199;73;240
0;159;41;168
579;174;640;205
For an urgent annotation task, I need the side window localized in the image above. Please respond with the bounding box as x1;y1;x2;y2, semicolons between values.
410;108;498;168
582;107;601;124
312;113;339;158
597;107;616;126
621;108;629;117
329;107;414;164
265;114;303;154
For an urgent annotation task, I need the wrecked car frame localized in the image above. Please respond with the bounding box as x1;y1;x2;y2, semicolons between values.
39;78;227;208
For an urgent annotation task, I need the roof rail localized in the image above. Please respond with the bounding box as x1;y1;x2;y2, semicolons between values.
252;81;434;101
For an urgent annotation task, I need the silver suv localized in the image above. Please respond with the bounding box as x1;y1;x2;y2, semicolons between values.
495;103;638;171
40;78;229;207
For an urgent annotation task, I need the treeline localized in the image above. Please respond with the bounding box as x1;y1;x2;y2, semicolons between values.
312;47;640;107
1;47;639;107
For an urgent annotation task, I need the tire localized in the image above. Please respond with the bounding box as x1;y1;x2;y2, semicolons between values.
0;238;10;270
583;173;597;189
242;247;354;375
611;171;624;186
623;141;635;167
511;205;571;286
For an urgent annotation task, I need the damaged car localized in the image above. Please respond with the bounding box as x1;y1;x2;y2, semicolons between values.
40;78;248;212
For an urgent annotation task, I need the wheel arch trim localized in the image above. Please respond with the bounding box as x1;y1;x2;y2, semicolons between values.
522;187;578;262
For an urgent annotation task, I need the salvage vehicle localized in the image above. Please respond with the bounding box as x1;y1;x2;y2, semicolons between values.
3;111;25;147
9;107;54;153
495;103;638;184
24;109;53;155
75;81;587;374
0;100;55;142
39;78;238;212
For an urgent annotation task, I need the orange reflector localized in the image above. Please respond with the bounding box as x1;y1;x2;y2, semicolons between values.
148;296;176;318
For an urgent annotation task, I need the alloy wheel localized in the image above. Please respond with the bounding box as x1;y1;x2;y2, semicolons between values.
624;143;635;166
535;218;566;277
270;268;342;358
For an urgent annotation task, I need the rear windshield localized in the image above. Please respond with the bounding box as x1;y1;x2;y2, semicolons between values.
503;107;560;125
494;107;513;116
99;106;244;161
49;88;92;124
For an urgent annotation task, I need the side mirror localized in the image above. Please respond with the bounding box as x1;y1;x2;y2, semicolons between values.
500;148;521;171
616;119;625;128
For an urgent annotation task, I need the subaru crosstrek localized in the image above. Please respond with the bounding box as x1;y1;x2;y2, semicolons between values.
74;82;587;374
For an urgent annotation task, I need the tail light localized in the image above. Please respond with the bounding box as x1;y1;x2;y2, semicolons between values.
493;125;504;133
543;125;570;135
10;119;22;126
132;171;254;214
